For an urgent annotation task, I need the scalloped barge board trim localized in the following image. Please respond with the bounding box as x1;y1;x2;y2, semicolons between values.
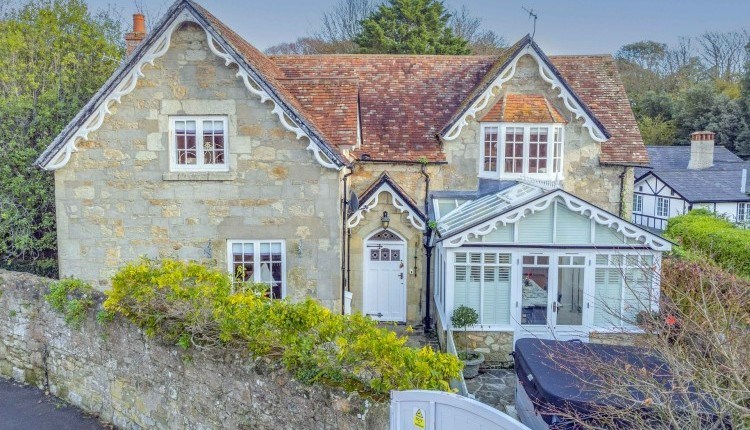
43;10;340;171
442;46;608;144
347;183;426;231
440;190;671;251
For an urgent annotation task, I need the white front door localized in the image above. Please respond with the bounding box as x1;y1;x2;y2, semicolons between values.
515;253;590;342
364;231;406;322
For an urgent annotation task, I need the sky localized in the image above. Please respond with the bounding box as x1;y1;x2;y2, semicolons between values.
83;0;750;55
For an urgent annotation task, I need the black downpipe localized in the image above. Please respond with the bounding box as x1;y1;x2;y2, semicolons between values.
421;163;433;333
341;167;353;315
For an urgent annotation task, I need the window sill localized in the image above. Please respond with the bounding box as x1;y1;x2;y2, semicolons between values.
162;171;236;181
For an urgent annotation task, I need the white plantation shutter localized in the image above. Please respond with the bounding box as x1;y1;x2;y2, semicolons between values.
482;266;511;325
468;266;482;312
454;265;468;309
594;267;623;326
555;203;591;244
622;267;652;325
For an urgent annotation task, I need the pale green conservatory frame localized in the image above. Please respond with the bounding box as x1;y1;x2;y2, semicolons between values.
431;184;672;339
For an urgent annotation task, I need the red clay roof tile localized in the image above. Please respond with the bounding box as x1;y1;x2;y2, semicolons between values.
480;93;566;124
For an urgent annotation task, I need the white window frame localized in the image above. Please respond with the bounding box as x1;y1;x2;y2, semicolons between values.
226;240;286;298
452;251;513;326
633;194;643;213
170;116;229;172
479;123;565;180
738;202;750;222
593;253;658;331
655;197;670;218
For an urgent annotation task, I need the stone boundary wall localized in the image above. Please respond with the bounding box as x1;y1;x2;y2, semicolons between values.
0;270;388;429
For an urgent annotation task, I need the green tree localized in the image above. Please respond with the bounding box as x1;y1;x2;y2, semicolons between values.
0;0;123;277
638;116;677;146
355;0;470;54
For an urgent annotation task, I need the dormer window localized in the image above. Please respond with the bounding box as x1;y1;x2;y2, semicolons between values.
480;124;564;179
478;93;566;180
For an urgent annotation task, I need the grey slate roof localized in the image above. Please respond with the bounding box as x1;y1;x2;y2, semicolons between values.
636;146;750;203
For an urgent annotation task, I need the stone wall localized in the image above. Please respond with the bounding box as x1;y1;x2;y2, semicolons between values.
53;23;343;311
0;270;388;430
452;331;514;367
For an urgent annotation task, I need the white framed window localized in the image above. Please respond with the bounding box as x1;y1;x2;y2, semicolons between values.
170;116;228;171
594;253;655;328
655;197;670;218
482;126;499;173
453;251;512;326
633;194;643;213
480;123;564;179
227;240;286;298
738;203;750;222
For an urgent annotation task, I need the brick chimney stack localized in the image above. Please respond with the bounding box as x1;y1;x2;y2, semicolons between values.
687;131;715;170
125;13;146;56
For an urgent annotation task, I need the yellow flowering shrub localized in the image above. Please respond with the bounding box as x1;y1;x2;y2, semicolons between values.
104;259;461;398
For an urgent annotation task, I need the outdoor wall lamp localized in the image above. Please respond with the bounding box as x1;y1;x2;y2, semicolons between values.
381;211;391;230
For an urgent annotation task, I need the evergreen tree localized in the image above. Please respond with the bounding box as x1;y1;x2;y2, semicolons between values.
355;0;470;54
0;0;123;276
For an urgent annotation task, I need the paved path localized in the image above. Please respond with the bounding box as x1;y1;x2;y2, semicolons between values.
0;377;109;430
466;368;518;418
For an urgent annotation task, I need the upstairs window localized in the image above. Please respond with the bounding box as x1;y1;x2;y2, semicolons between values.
480;124;564;179
170;116;228;171
633;194;643;213
655;197;670;218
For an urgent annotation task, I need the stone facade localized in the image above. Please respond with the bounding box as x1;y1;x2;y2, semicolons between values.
442;55;633;216
452;331;514;367
0;270;388;430
54;24;343;310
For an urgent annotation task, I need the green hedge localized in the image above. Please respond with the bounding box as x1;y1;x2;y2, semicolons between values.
103;259;461;399
666;209;750;278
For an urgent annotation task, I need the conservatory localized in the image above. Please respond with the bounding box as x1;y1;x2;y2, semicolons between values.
430;182;672;344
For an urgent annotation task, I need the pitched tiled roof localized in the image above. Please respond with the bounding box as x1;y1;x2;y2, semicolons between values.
480;93;566;123
551;55;648;166
635;146;750;203
191;2;349;166
273;55;493;162
36;0;648;169
272;51;646;165
279;78;359;148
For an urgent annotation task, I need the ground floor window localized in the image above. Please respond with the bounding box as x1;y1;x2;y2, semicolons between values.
227;240;285;298
454;251;512;325
594;254;655;327
440;249;660;333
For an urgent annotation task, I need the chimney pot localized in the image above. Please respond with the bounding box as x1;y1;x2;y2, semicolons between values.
688;130;715;170
133;13;145;34
125;13;147;57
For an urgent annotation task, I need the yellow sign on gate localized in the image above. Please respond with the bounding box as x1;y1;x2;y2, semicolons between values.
413;408;426;429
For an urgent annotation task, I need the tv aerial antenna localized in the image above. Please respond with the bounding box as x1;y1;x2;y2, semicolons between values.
522;6;538;41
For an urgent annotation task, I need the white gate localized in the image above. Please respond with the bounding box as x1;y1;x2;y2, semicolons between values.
391;390;531;430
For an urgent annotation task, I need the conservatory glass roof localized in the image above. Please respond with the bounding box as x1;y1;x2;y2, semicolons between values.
434;183;545;238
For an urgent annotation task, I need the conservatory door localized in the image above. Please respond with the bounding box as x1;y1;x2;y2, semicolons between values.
516;253;590;341
553;254;589;341
363;230;407;322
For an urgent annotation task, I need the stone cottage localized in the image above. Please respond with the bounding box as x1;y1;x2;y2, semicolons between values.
35;0;670;361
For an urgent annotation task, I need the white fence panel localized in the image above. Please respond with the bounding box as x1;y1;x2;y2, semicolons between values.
391;390;531;430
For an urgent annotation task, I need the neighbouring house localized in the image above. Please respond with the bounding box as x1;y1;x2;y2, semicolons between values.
632;131;750;232
34;0;671;364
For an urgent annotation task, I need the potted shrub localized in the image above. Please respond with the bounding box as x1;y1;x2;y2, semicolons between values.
451;305;485;379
